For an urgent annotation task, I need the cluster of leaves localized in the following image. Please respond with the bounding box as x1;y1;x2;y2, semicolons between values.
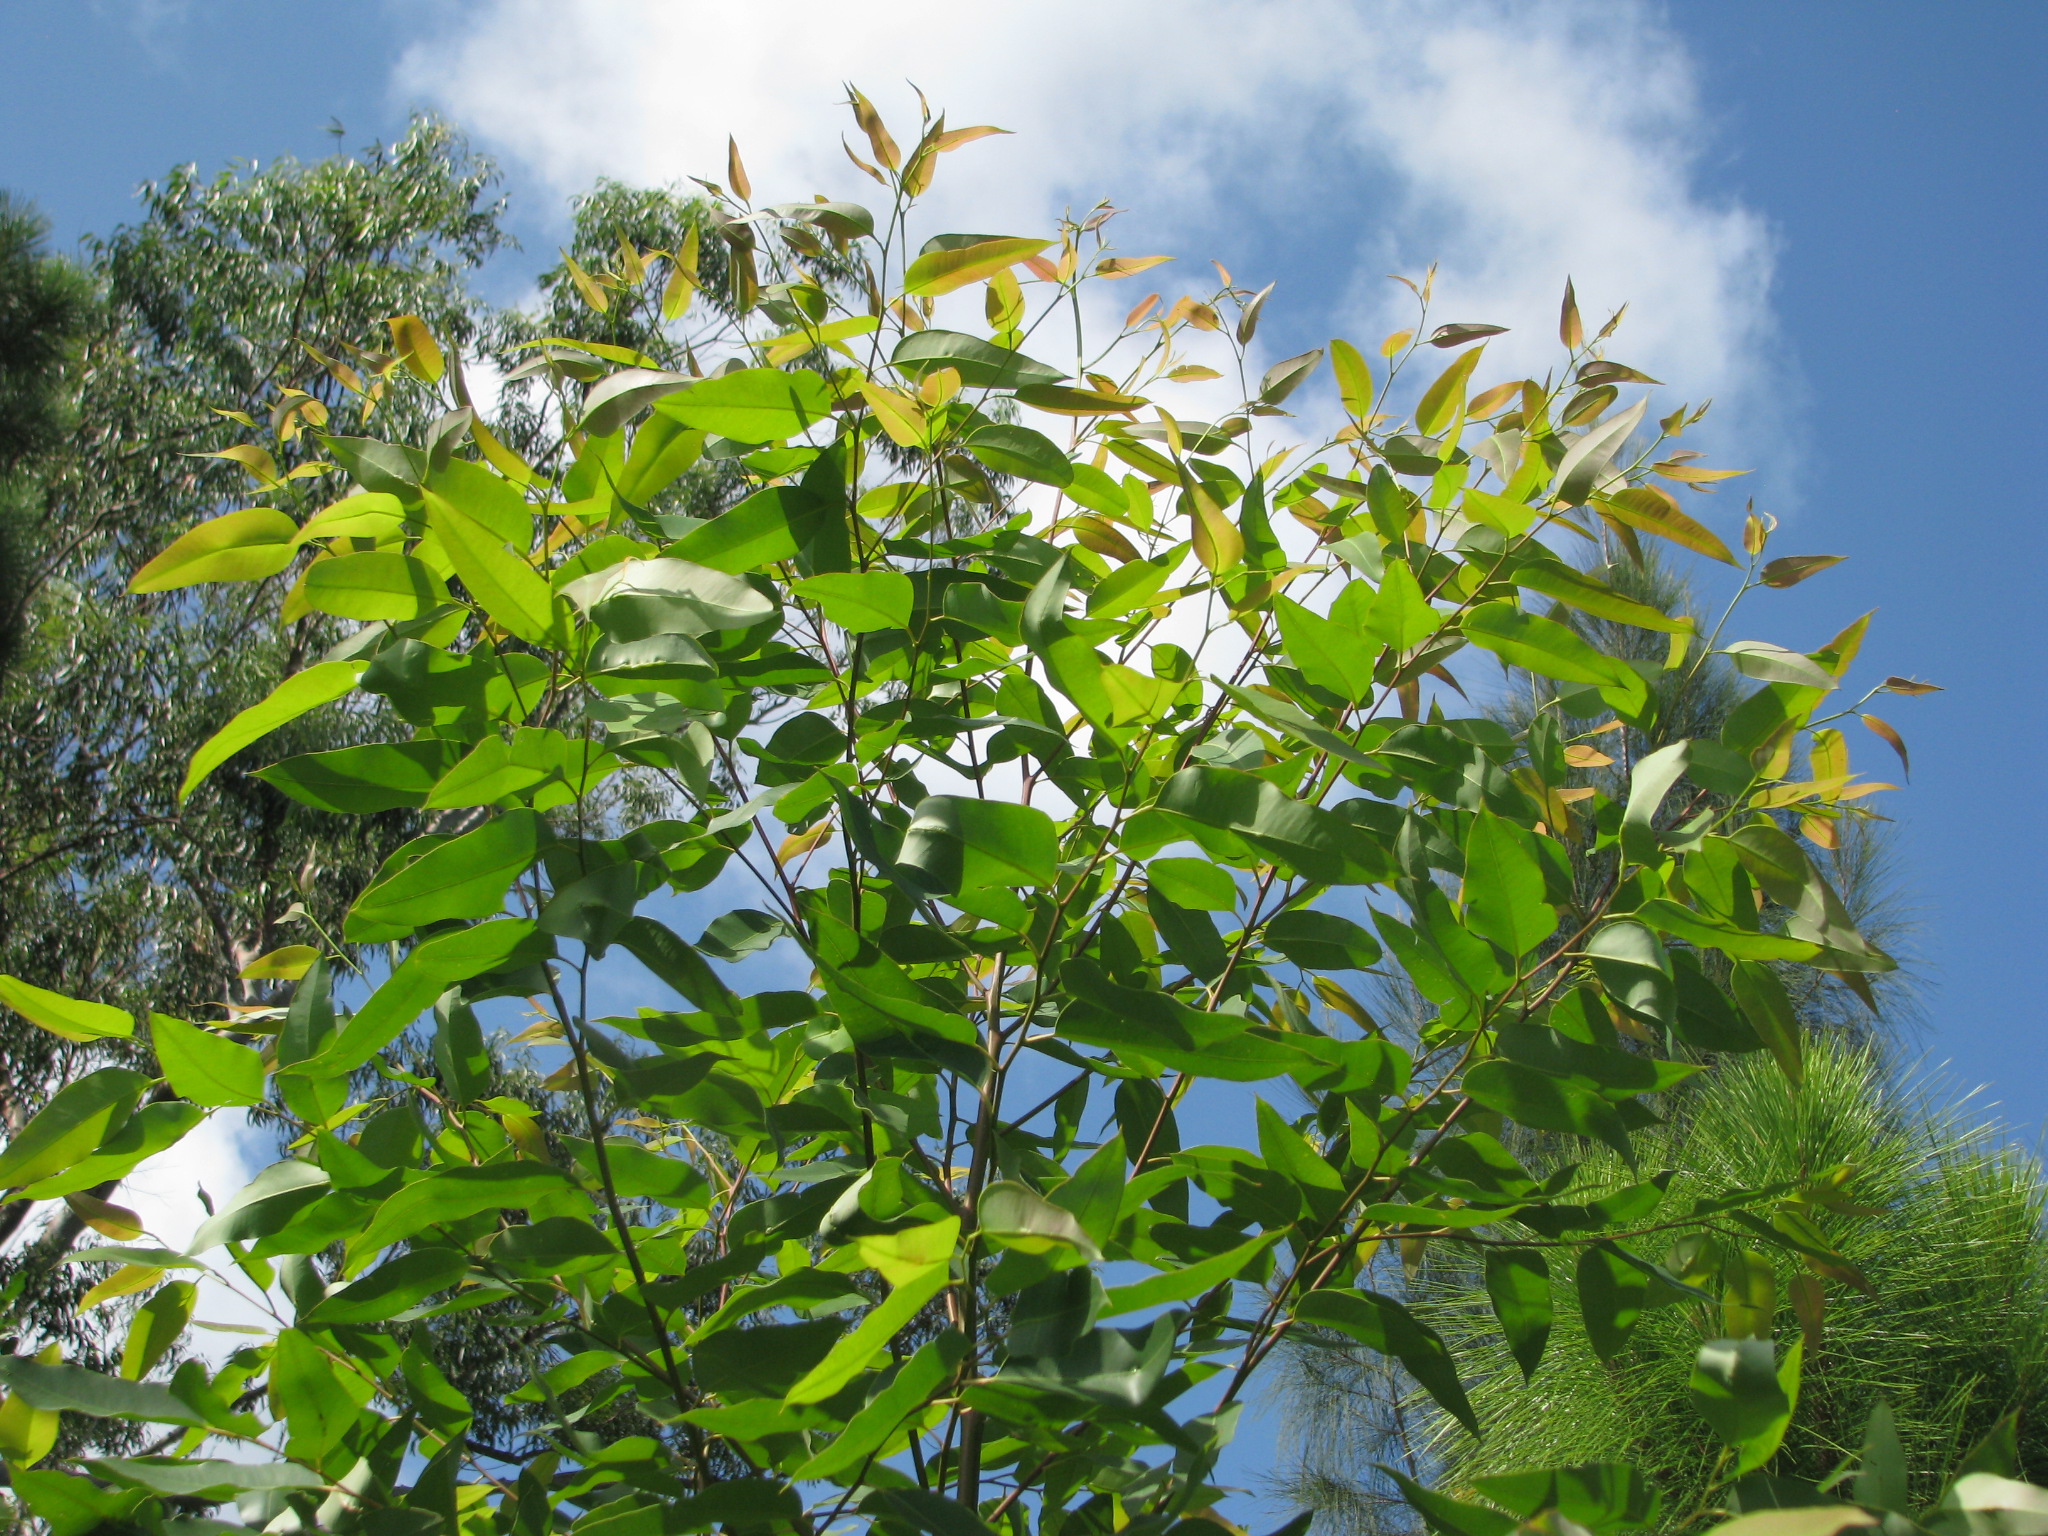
0;94;1942;1536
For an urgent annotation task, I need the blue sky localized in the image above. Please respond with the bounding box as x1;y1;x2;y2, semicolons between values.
5;0;2045;1509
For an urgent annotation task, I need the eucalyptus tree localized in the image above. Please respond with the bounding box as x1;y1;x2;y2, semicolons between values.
0;93;1945;1536
0;121;507;1366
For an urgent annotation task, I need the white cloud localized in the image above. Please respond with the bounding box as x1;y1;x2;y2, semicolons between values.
398;0;1781;464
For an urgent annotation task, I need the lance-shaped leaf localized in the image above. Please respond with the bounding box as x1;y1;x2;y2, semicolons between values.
301;1246;469;1327
1596;484;1738;564
0;1069;148;1190
795;570;914;632
1554;397;1647;506
979;1184;1101;1264
658;366;832;442
303;550;448;621
1578;1243;1650;1361
0;976;133;1043
181;659;366;800
1484;1248;1552;1381
344;811;542;942
129;508;299;592
580;367;692;436
424;488;557;643
897;796;1057;893
892;329;1066;389
0;1356;202;1427
1294;1289;1480;1436
904;235;1052;296
1415;346;1485;435
1691;1335;1801;1474
150;1015;264;1108
1462;813;1557;957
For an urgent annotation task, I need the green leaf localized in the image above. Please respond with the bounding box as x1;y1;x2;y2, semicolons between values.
1294;1289;1479;1436
659;367;833;443
794;1332;966;1481
1462;602;1624;688
1483;1248;1551;1381
1632;898;1820;962
614;919;739;1022
349;1163;576;1269
1731;960;1804;1086
1577;1243;1650;1362
0;976;134;1043
1265;910;1382;972
1691;1336;1800;1474
321;919;548;1072
1256;1099;1347;1222
0;1069;148;1190
0;1355;201;1426
580;367;691;436
569;556;778;637
904;236;1052;296
698;908;789;961
424;728;566;809
979;1182;1102;1264
898;796;1058;893
1624;740;1697;865
794;570;914;632
1726;821;1891;970
1157;767;1382;886
1721;641;1837;691
128;508;298;592
1515;561;1690;634
87;1459;323;1498
255;740;459;812
786;1261;952;1404
303;551;449;621
1147;857;1237;913
302;1246;469;1327
1554;397;1647;506
892;329;1066;389
1462;813;1558;957
1415;345;1485;436
492;1216;617;1277
964;423;1073;486
862;1488;1002;1536
181;659;366;800
23;1102;202;1201
1275;595;1379;703
1367;559;1441;651
190;1159;330;1252
424;488;558;643
663;485;809;572
1101;1231;1279;1315
1463;1060;1631;1160
1586;921;1675;1027
271;1327;365;1458
119;1281;194;1380
344;812;541;942
150;1015;264;1108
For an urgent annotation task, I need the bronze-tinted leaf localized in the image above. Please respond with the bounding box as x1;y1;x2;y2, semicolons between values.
1760;555;1845;588
1427;322;1508;348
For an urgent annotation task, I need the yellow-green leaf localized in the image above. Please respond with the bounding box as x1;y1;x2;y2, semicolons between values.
128;509;299;593
151;1015;265;1108
424;489;558;643
0;976;134;1042
1415;345;1485;436
181;660;367;801
904;237;1053;298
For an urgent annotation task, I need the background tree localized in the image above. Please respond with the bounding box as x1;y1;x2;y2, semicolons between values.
0;121;506;1365
0;192;95;683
